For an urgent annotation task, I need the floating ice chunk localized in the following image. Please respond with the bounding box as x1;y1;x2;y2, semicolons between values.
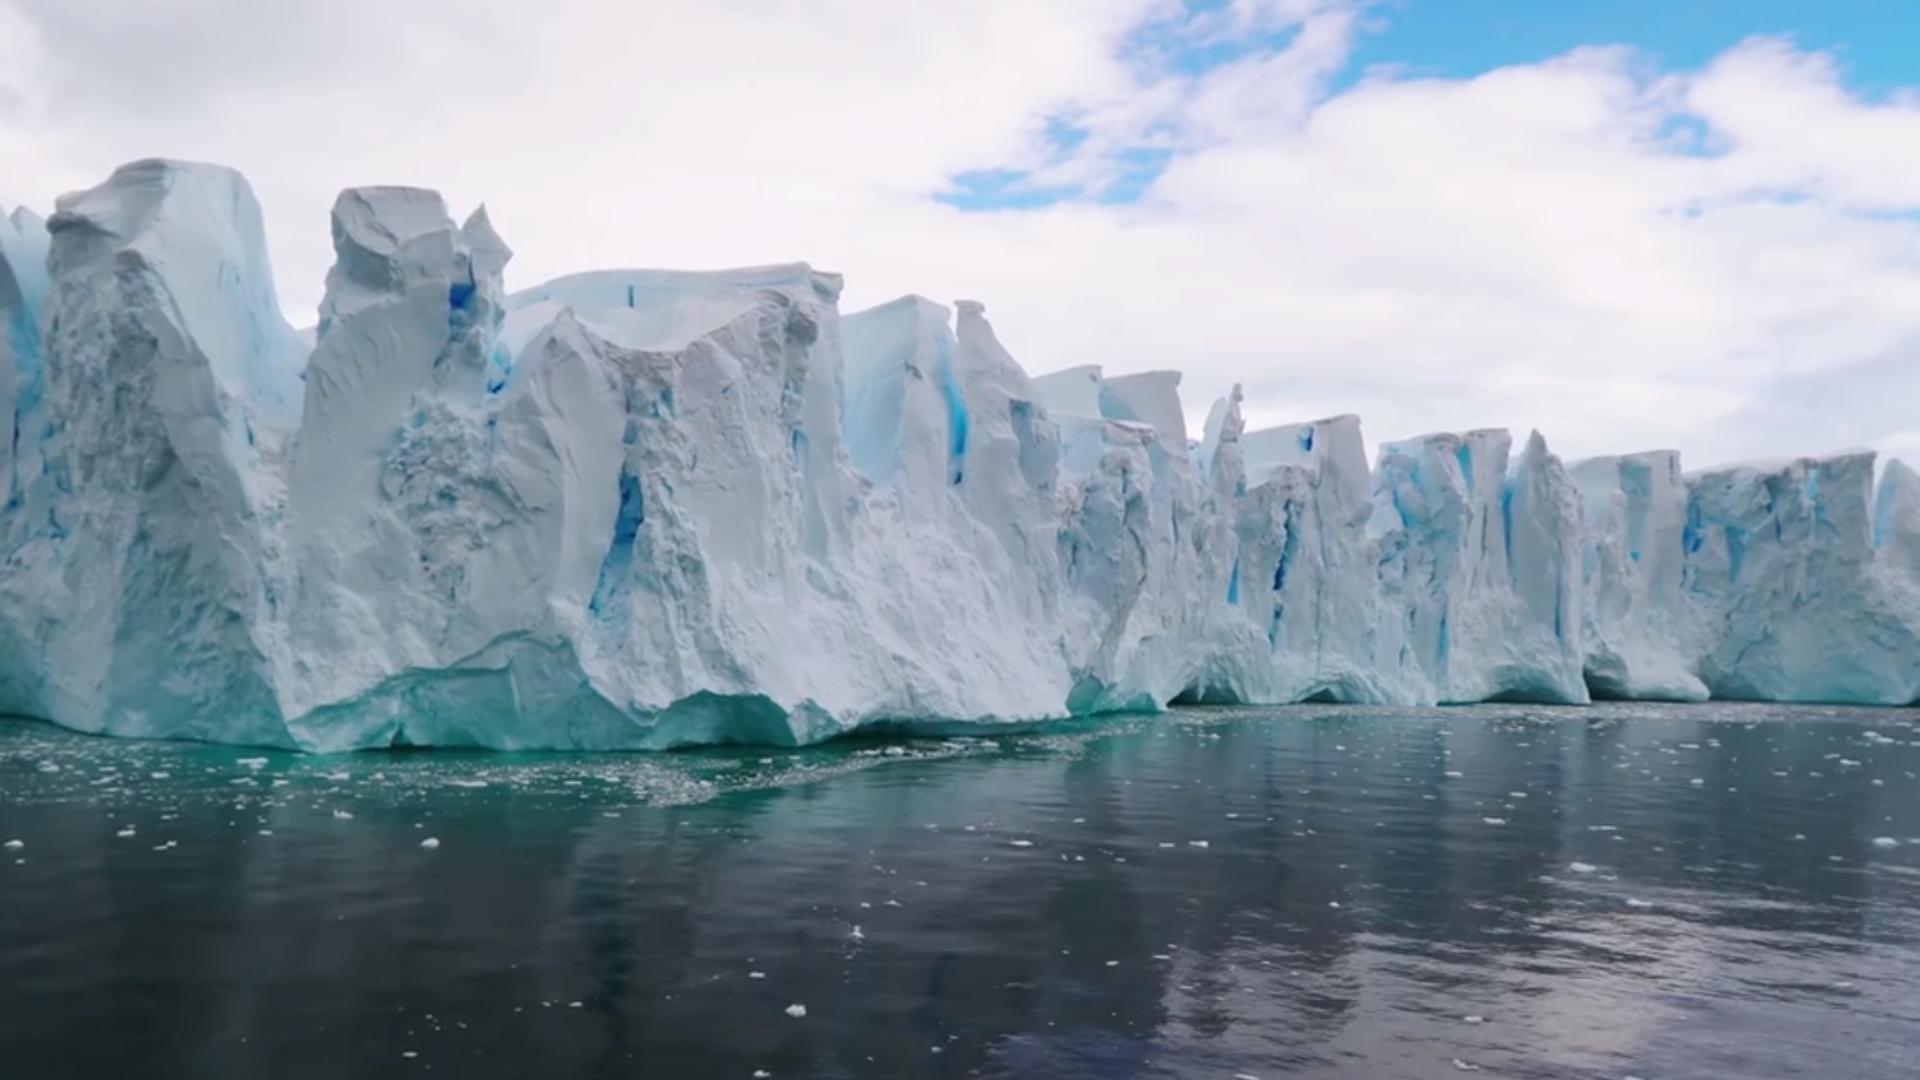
784;1004;807;1018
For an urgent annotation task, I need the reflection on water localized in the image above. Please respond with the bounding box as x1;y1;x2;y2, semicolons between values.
2;703;1918;1079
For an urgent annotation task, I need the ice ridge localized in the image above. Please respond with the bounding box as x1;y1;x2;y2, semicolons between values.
0;159;1914;750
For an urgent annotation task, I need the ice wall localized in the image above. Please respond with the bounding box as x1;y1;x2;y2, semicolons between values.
0;157;1915;750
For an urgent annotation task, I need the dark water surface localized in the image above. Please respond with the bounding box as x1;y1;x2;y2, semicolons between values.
3;703;1919;1079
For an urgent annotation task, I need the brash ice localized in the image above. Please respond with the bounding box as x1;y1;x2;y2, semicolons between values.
0;161;1916;750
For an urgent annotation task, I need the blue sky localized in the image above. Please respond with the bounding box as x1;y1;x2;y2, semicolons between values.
1343;0;1917;91
940;0;1917;211
10;0;1918;466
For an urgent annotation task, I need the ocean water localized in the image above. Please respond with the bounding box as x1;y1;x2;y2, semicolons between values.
1;702;1917;1080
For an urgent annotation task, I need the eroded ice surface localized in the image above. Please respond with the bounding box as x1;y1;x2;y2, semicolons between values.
0;159;1915;750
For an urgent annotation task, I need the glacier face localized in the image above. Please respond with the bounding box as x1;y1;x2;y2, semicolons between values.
0;159;1915;751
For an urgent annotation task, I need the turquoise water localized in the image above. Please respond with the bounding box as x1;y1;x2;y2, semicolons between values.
2;702;1918;1079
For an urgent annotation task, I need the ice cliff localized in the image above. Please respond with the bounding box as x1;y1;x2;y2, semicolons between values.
0;160;1915;750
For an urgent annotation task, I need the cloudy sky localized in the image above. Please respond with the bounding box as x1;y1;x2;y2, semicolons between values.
2;0;1918;468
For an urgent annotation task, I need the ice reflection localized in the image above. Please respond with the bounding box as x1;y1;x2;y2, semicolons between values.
0;702;1916;1079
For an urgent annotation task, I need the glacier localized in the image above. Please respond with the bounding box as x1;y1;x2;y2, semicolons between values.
0;159;1915;751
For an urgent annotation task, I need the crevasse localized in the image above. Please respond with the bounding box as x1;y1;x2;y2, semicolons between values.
0;159;1915;751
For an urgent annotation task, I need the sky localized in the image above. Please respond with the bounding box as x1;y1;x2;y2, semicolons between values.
2;0;1918;469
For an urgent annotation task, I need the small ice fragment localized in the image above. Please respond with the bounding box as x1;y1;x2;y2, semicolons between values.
1569;862;1598;874
332;809;354;820
402;1051;418;1059
754;1072;772;1079
749;971;766;979
785;1004;807;1018
1689;778;1704;786
1453;1060;1481;1072
116;827;135;838
1105;960;1119;967
1482;818;1506;826
1444;770;1463;778
1871;837;1900;849
1464;1015;1484;1024
238;758;267;769
1008;840;1034;848
420;837;441;849
1189;840;1209;849
849;925;864;942
1626;898;1653;909
3;840;22;850
149;772;170;780
568;1001;583;1008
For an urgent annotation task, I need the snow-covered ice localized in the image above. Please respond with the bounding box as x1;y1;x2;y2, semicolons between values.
0;158;1917;751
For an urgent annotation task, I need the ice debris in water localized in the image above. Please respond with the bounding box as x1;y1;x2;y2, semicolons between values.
1;159;1919;752
785;1004;807;1018
420;837;441;849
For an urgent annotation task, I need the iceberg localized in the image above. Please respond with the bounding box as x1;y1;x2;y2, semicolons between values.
0;158;1914;751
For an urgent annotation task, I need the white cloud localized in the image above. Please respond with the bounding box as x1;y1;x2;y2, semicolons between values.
1;0;1917;469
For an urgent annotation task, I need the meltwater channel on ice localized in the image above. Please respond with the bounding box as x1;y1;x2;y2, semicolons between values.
0;160;1917;752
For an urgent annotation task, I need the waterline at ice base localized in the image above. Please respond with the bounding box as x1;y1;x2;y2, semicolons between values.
0;159;1916;751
